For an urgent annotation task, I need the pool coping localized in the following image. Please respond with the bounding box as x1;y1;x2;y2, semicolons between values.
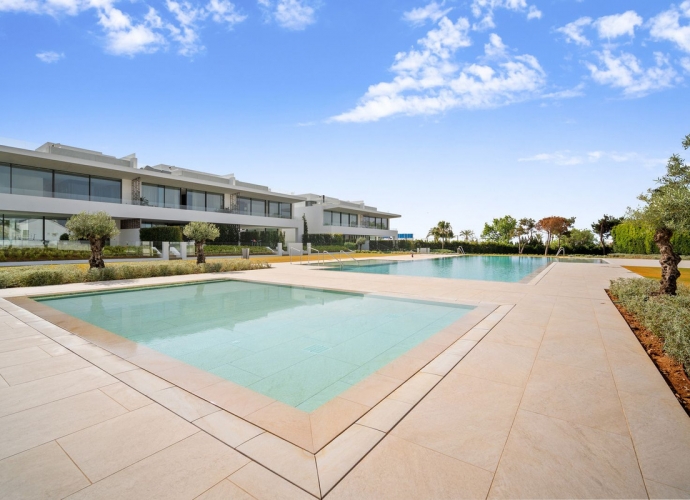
4;277;511;498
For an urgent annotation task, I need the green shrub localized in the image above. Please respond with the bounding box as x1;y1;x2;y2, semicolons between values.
139;226;184;242
0;259;270;289
610;277;690;370
612;220;690;255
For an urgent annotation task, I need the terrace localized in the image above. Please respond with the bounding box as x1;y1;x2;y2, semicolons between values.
0;256;688;498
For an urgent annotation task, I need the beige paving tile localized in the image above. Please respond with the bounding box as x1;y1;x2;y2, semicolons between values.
376;354;426;381
0;353;90;386
0;441;89;500
391;373;523;472
116;368;173;395
228;461;314;500
461;327;492;341
70;343;112;361
316;423;384;495
100;382;153;410
327;435;493;500
0;376;7;388
196;478;255;500
245;401;313;452
0;325;40;341
237;432;320;497
421;351;465;376
89;354;138;375
58;403;198;482
645;479;690;499
537;332;611;373
0;346;51;368
451;340;537;388
520;359;629;436
150;386;219;421
68;432;249;500
0;390;127;460
485;321;545;349
195;381;274;417
339;373;401;407
404;339;448;361
310;396;369;451
489;410;647;499
0;366;116;418
388;372;441;404
604;342;677;401
619;390;690;492
357;398;413;432
156;363;227;392
52;335;89;348
193;410;264;448
39;342;71;357
0;334;52;353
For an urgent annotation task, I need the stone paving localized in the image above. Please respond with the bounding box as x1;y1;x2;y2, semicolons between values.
0;256;689;499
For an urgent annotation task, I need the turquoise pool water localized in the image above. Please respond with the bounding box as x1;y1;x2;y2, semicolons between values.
37;281;472;412
319;256;603;282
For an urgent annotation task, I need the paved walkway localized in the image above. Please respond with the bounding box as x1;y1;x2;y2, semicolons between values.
0;259;689;499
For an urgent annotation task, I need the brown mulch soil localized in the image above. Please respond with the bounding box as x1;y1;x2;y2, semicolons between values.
607;290;690;417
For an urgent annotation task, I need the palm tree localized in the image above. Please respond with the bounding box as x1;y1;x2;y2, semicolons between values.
428;221;453;249
458;229;475;242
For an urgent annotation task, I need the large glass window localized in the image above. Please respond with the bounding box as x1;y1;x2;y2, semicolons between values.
206;192;223;212
251;199;265;216
11;166;52;198
165;187;181;209
323;211;332;226
54;172;89;201
238;197;250;215
45;218;69;241
280;203;291;219
187;190;206;211
349;214;358;227
3;216;44;242
90;177;121;204
141;184;164;207
269;201;280;218
0;164;9;194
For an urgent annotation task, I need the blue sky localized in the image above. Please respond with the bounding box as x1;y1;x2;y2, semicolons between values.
1;0;689;238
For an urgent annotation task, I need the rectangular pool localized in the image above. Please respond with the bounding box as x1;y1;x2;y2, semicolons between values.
318;256;604;282
37;281;472;412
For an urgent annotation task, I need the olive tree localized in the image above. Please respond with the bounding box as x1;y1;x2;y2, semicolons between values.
183;222;220;264
631;133;690;295
355;237;366;251
65;212;119;269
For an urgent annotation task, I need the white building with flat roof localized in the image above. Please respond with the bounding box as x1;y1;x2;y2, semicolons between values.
0;142;400;247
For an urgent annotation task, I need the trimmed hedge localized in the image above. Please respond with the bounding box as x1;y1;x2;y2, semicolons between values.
610;278;690;371
204;245;273;256
612;221;690;255
0;259;270;289
139;226;184;242
0;246;146;262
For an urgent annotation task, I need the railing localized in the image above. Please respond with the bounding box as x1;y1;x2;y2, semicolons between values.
322;251;342;269
288;246;304;265
555;247;566;257
340;250;359;265
131;200;293;219
323;222;392;230
457;246;465;255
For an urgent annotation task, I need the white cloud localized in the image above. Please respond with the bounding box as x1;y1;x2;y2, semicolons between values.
331;18;546;123
650;1;690;53
0;0;247;57
541;83;585;100
470;0;541;30
594;10;643;39
556;17;592;46
682;57;690;72
259;0;316;30
36;50;64;63
519;150;665;167
206;0;246;25
585;50;677;97
403;2;452;27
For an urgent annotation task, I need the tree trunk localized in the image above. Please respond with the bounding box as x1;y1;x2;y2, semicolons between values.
196;241;205;264
655;228;681;295
544;234;551;256
89;237;105;269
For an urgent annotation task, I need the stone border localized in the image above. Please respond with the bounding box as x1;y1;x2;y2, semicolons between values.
4;275;513;498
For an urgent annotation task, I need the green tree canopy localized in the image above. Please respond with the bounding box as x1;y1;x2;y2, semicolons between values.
481;216;517;244
427;221;453;249
591;215;622;255
630;133;690;294
183;222;220;264
65;211;119;269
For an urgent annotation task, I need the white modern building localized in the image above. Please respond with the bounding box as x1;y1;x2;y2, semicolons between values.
294;194;400;247
0;142;400;247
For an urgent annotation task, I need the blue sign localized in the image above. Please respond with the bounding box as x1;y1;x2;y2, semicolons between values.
398;233;414;239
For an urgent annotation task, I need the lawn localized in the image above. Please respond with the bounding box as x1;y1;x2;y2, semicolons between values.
623;266;690;284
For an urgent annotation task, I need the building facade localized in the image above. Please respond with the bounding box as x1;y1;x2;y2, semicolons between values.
0;142;400;247
293;194;399;248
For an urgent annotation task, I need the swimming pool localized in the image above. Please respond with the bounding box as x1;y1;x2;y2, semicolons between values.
318;255;603;282
37;281;472;412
